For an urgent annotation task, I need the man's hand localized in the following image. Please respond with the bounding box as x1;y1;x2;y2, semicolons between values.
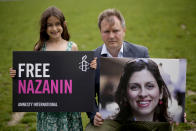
93;112;104;126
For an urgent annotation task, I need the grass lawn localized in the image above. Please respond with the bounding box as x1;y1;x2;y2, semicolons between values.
0;0;196;130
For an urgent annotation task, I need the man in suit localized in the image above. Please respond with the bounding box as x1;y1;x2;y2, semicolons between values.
86;8;149;128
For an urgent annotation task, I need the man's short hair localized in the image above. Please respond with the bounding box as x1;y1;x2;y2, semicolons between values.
98;8;125;30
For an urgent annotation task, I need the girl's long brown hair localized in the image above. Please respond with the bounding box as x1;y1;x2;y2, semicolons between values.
34;6;70;51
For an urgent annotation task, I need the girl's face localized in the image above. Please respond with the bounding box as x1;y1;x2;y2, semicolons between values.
46;16;63;40
127;69;162;118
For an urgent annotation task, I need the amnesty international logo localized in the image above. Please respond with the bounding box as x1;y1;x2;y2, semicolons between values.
79;55;90;72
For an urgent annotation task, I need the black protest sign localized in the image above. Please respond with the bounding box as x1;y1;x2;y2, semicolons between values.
13;51;94;112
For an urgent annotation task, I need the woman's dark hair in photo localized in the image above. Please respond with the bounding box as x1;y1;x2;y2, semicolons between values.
115;58;172;123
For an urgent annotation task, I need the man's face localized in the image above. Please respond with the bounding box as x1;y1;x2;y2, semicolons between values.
100;16;125;51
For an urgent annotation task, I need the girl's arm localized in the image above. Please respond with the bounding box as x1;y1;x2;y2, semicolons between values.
9;68;16;78
71;42;78;51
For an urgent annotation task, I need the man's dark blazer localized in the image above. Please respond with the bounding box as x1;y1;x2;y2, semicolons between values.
87;41;149;124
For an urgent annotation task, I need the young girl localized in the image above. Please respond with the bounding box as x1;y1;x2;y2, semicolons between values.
10;6;96;131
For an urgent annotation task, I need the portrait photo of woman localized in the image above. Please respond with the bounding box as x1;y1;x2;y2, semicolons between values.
99;58;186;124
88;58;187;131
115;58;172;123
99;58;186;125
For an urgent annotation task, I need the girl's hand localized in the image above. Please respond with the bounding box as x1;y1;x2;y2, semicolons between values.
90;57;97;69
9;68;16;78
